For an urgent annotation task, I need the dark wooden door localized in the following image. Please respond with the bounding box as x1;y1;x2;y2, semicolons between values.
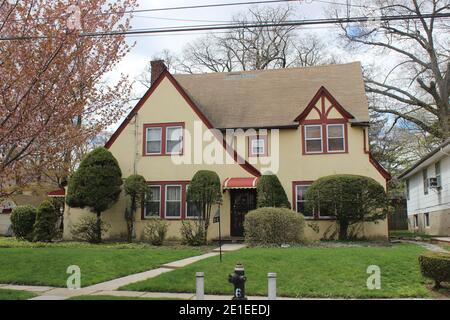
230;189;257;237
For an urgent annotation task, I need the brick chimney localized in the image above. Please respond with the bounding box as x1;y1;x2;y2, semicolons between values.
151;60;167;86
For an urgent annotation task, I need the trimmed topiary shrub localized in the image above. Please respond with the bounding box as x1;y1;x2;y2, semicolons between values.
66;147;122;243
10;205;37;241
419;252;450;288
256;174;291;208
244;207;304;246
305;174;388;240
33;200;58;242
143;219;168;246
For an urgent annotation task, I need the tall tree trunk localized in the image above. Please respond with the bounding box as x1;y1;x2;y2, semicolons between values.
338;221;349;241
96;211;102;243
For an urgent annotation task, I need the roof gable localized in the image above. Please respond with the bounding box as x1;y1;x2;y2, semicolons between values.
294;86;355;122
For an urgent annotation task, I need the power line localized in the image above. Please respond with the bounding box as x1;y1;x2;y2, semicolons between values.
2;12;450;41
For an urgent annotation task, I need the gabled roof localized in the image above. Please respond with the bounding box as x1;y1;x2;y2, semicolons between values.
105;70;261;177
174;62;369;129
398;138;450;180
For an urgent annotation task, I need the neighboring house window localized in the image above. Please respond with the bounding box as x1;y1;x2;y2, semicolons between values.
327;124;345;152
166;126;183;154
405;179;410;200
186;185;201;218
165;185;182;218
146;127;162;155
144;186;161;218
422;169;428;195
295;184;313;217
143;123;184;156
435;161;441;188
304;125;323;153
424;213;430;228
413;214;419;228
249;135;268;157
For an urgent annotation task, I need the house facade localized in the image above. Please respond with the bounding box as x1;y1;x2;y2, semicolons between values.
63;61;390;241
398;139;450;236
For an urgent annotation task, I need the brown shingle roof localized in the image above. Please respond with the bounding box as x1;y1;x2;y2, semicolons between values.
173;62;369;128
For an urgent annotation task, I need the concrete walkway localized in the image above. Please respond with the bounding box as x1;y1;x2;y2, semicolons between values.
213;244;246;252
400;240;448;253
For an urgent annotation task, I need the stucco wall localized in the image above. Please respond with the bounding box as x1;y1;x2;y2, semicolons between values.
0;214;11;235
63;75;388;241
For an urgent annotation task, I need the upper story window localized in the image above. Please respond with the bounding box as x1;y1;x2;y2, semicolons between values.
144;123;184;156
327;124;345;152
146;127;162;155
422;168;428;195
304;125;323;153
249;135;268;157
435;161;441;188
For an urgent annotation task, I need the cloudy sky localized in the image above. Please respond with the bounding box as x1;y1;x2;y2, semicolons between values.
111;0;340;97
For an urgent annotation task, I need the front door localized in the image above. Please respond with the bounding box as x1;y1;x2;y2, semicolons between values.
230;189;257;237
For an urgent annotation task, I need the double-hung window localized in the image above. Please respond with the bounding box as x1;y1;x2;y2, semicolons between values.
295;185;313;217
145;186;161;218
186;185;201;218
146;127;162;155
327;124;345;152
165;185;182;218
249;135;268;157
435;161;441;188
166;126;183;154
304;125;323;153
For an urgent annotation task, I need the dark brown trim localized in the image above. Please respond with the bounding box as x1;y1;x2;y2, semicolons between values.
141;181;190;220
248;134;269;157
294;86;355;122
369;153;391;182
142;122;185;156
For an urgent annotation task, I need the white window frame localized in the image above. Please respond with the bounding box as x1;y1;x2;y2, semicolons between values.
251;138;265;156
295;184;313;218
165;126;183;155
304;125;323;154
146;127;162;155
185;185;201;219
326;124;345;153
144;185;161;219
435;161;441;189
424;213;430;228
164;185;182;219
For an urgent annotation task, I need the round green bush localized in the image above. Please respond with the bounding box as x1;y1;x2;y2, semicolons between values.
10;205;37;241
244;207;305;246
419;252;450;288
33;200;58;242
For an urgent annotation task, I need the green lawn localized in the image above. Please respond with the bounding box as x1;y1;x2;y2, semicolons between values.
0;238;208;287
68;295;183;300
0;289;37;300
122;244;430;298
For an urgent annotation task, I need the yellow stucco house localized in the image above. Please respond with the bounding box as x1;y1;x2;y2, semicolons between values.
63;61;391;241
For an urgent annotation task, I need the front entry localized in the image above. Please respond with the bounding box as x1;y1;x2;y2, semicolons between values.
230;189;257;237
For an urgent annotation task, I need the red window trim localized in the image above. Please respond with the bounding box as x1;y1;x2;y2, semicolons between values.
248;135;268;157
301;120;348;155
292;181;337;220
141;181;189;220
142;122;185;157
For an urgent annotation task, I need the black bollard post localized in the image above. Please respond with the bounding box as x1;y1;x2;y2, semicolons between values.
228;263;247;300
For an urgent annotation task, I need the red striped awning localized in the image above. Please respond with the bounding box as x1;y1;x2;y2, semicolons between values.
48;188;66;197
223;177;259;189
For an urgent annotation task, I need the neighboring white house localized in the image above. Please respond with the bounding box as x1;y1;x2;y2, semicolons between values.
398;138;450;236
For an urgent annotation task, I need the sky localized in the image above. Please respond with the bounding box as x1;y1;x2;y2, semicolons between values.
109;0;338;97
